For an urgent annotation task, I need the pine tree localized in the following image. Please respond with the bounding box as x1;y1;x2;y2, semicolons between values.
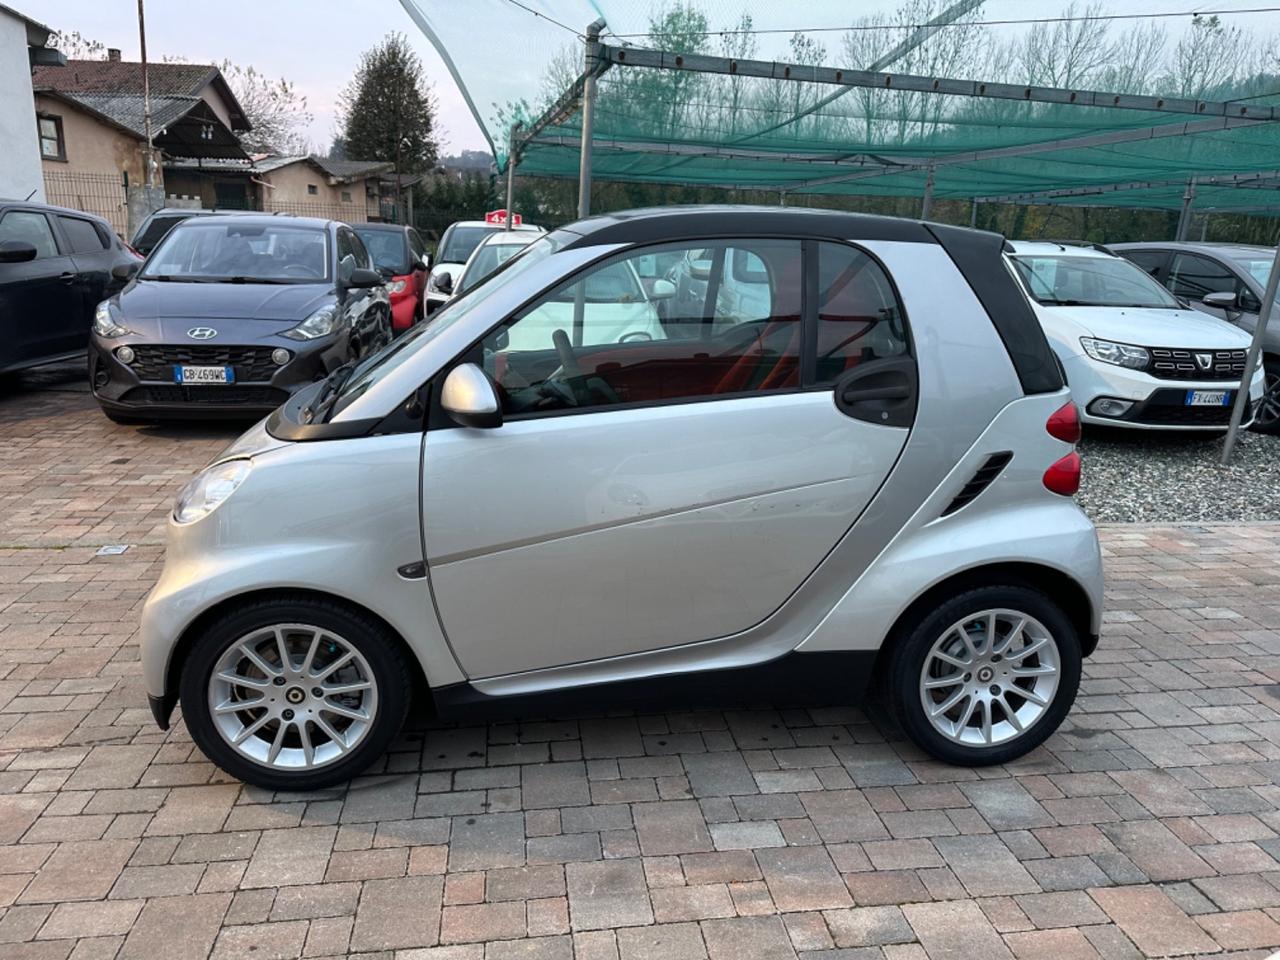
338;33;438;173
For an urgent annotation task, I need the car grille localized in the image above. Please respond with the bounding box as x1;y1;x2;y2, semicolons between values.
129;345;280;382
124;385;289;407
1145;347;1247;382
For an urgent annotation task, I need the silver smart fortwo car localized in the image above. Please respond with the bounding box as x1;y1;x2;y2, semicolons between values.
141;207;1104;790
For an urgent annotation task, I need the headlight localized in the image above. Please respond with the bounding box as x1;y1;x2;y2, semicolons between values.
1080;337;1149;370
93;301;130;338
388;279;407;294
174;459;251;524
282;304;339;341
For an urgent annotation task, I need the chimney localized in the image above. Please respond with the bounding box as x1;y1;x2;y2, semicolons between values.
107;48;121;61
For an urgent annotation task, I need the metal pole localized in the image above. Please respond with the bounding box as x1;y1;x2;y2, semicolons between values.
970;199;979;228
1222;241;1280;465
1200;215;1209;241
137;0;154;188
779;190;787;207
577;19;605;220
504;123;520;231
920;163;935;220
1176;177;1196;240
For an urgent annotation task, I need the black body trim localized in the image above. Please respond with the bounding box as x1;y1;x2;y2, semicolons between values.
926;223;1064;394
555;206;937;249
148;692;175;730
431;650;878;721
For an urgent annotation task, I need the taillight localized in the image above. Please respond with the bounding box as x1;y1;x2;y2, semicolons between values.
1043;452;1081;496
1046;401;1081;444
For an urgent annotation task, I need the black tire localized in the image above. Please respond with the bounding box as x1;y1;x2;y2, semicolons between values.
886;584;1081;766
179;595;411;791
1250;359;1280;435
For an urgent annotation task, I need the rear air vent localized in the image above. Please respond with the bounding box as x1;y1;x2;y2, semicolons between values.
942;452;1013;516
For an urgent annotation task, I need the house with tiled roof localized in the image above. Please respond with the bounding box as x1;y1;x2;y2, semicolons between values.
30;50;249;231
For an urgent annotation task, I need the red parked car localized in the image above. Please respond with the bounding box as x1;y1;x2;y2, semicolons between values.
353;223;430;333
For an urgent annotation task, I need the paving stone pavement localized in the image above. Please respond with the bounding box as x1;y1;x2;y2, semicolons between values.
4;370;1280;959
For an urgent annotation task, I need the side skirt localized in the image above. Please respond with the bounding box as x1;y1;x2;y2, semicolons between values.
431;650;879;722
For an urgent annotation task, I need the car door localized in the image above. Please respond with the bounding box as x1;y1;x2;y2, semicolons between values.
0;208;80;369
56;214;116;354
422;238;917;679
1167;252;1249;324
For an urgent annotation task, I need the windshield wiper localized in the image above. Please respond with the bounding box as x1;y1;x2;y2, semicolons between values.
302;359;359;424
219;276;295;285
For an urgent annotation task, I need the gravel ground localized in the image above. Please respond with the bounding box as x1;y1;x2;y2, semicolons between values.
1078;425;1280;523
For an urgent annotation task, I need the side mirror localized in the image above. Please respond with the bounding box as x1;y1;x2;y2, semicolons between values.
1202;291;1237;310
112;261;140;281
441;363;502;429
649;278;676;300
433;270;453;295
346;267;383;289
0;240;37;264
413;257;429;272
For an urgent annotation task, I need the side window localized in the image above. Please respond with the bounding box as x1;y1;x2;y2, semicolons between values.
816;243;908;384
408;230;426;261
336;230;357;282
58;215;108;254
0;211;59;258
1169;254;1236;300
1121;249;1166;278
481;239;803;416
348;231;372;270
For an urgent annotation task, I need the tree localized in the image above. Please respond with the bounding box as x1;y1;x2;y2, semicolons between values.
338;33;439;173
49;31;105;59
219;61;313;155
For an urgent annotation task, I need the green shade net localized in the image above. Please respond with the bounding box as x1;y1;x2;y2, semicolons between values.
400;0;1280;211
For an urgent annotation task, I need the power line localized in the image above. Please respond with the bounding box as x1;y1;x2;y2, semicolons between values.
604;6;1280;40
499;0;583;38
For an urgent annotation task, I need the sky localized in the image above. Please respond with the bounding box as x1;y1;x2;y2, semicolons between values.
27;0;1280;160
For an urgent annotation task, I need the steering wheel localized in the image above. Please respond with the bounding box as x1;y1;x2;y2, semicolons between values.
280;263;320;278
548;328;620;406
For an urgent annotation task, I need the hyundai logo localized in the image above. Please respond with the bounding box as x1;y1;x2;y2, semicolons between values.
187;327;218;340
1195;352;1213;371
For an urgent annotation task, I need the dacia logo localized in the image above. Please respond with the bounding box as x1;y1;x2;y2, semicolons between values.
187;327;218;340
1195;353;1213;371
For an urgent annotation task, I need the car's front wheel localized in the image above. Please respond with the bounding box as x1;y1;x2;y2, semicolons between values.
1251;359;1280;435
886;585;1081;766
179;596;411;790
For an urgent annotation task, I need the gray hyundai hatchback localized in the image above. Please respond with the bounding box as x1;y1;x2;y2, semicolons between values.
140;206;1104;789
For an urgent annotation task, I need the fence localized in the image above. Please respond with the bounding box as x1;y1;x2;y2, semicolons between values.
43;170;129;235
263;200;377;223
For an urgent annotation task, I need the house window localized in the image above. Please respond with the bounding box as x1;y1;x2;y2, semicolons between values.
307;184;318;196
341;190;352;203
38;114;66;161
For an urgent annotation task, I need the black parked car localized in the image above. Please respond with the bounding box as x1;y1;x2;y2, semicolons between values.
129;207;228;256
90;215;391;421
0;201;140;375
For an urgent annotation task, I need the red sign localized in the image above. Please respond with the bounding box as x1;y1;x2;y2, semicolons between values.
484;209;522;226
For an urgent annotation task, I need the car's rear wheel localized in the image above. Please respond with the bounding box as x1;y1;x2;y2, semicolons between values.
179;596;411;790
1251;360;1280;435
886;585;1080;766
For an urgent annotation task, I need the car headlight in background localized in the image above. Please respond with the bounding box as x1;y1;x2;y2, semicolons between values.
1080;337;1150;370
282;304;339;341
174;459;251;524
388;278;407;294
93;301;130;338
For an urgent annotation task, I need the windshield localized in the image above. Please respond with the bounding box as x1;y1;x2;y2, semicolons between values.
143;222;329;283
1011;254;1180;309
354;228;409;275
327;234;562;418
438;225;501;264
1229;253;1280;306
457;238;534;294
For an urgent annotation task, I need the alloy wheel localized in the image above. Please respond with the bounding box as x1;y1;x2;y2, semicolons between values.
1258;369;1280;429
208;623;378;770
918;608;1061;747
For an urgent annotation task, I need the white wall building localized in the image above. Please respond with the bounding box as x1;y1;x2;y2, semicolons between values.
0;4;58;203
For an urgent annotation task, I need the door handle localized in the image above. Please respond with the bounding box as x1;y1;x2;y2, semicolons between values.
841;380;911;403
58;272;77;284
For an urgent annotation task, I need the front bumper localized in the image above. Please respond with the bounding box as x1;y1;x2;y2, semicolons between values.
89;334;345;418
1063;352;1264;431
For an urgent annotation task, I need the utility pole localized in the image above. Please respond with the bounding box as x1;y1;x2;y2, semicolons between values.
505;123;520;231
1222;242;1280;465
1175;177;1196;240
921;163;936;220
577;19;605;219
137;0;154;189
